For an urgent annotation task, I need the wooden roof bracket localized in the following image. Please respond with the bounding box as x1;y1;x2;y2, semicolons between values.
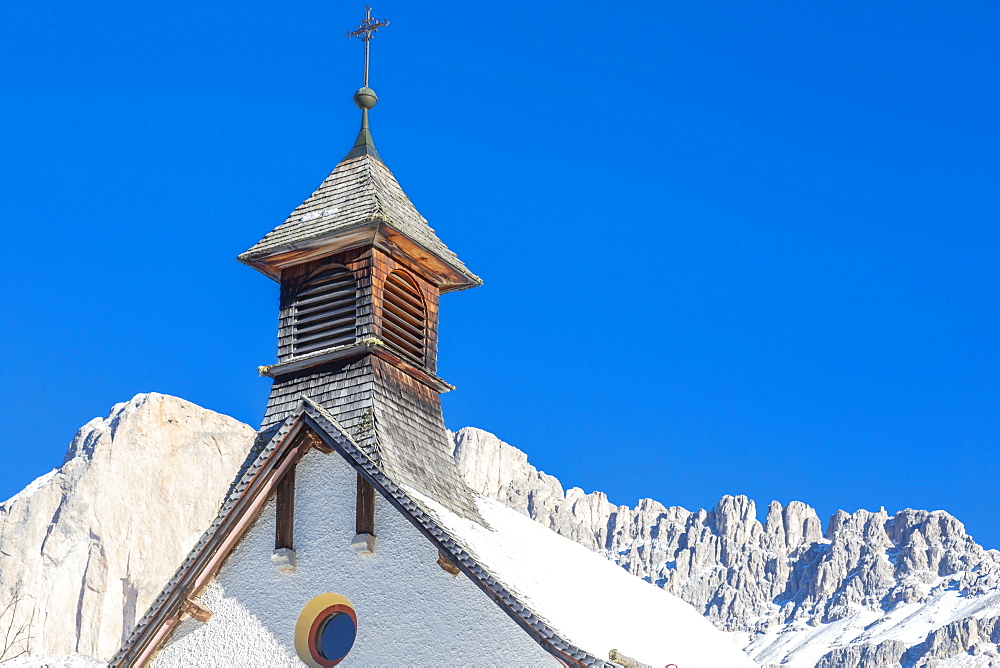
179;599;212;624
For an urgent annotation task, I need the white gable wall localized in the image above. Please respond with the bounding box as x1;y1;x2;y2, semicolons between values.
153;446;557;666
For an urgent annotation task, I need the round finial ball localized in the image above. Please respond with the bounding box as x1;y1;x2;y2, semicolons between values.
353;87;378;110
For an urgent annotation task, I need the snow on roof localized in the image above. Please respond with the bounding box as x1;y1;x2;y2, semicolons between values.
114;400;753;666
407;487;757;668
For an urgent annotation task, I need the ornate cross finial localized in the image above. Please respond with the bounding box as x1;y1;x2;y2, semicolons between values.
346;5;390;88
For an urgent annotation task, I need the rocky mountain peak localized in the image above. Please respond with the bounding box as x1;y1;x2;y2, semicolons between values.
0;393;255;660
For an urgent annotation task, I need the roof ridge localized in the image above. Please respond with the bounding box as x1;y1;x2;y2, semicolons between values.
363;156;389;222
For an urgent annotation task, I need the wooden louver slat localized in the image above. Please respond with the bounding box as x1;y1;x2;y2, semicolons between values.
293;303;357;328
381;270;425;366
294;323;357;347
298;273;355;291
386;275;424;309
381;308;424;339
381;293;423;326
292;266;357;355
295;313;354;334
294;288;355;310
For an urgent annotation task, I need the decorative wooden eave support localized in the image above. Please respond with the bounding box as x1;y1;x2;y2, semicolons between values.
272;466;298;572
271;425;329;572
274;467;295;551
437;551;461;577
300;427;333;454
179;598;212;625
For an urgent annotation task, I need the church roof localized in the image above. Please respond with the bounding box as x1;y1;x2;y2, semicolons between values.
238;151;481;290
112;397;755;667
110;399;609;666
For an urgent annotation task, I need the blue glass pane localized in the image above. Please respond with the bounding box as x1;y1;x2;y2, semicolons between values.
318;612;357;661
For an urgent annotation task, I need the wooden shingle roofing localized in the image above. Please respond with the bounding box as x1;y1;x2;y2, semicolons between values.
238;152;481;289
110;398;608;667
259;354;480;523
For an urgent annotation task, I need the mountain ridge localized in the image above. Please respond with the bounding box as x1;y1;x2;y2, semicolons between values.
452;426;1000;666
2;396;998;666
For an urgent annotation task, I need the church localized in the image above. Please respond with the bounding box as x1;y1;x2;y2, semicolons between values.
110;9;755;667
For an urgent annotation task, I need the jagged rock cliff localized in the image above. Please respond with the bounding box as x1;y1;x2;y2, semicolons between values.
0;394;254;661
452;427;1000;667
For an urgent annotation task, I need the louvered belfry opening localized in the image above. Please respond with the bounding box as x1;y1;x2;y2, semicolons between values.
291;265;358;355
381;270;426;366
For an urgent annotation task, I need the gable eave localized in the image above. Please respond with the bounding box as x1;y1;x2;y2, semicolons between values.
239;153;481;289
110;409;312;666
238;219;481;291
112;398;606;667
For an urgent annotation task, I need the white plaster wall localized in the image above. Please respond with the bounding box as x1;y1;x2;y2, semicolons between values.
154;448;557;666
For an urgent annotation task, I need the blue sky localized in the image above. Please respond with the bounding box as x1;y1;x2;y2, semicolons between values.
2;1;998;546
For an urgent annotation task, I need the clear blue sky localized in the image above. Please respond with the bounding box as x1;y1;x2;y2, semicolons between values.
2;2;998;546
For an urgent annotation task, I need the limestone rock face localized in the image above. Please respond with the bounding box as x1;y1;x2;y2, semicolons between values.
0;394;255;661
816;639;907;668
901;614;1000;666
453;426;1000;667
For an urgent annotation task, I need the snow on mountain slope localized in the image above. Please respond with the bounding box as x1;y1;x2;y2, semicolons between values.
452;426;1000;667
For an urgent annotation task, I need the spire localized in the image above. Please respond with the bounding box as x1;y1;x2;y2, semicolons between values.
239;5;481;293
345;93;381;161
344;6;390;162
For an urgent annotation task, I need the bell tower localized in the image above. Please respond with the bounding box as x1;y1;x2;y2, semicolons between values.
238;8;482;523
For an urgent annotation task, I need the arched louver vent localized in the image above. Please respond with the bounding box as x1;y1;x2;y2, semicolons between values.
382;270;426;366
292;266;357;355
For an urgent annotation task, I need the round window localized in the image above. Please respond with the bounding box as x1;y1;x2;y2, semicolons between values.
295;594;358;667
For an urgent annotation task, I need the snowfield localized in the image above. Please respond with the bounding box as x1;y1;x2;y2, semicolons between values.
740;584;1000;667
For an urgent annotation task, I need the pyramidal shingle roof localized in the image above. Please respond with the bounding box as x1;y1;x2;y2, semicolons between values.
238;149;480;288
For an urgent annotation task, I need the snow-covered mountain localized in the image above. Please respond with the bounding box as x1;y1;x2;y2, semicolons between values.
3;396;999;666
452;426;1000;667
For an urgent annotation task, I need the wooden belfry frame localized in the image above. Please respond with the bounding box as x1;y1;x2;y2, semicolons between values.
274;468;295;551
356;474;376;536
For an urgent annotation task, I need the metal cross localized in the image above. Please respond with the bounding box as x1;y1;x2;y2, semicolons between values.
346;6;390;88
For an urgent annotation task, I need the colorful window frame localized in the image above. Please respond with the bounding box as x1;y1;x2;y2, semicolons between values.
294;593;358;667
